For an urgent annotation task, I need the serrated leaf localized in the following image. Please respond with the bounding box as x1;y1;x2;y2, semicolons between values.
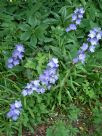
24;59;36;69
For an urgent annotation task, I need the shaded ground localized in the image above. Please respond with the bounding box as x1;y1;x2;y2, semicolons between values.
22;124;48;136
22;111;95;136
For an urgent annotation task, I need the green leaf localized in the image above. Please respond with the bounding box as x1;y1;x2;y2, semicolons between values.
19;24;30;31
28;107;34;118
35;24;48;40
30;35;37;47
59;6;67;19
20;31;31;41
46;121;68;136
44;37;53;43
28;16;38;27
24;59;36;69
86;90;95;99
80;0;86;6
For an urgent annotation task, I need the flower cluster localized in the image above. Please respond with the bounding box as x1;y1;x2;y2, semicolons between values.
22;58;59;96
73;43;88;64
39;58;59;89
87;28;102;52
22;80;46;96
7;44;24;68
7;100;22;121
73;27;102;64
66;7;85;32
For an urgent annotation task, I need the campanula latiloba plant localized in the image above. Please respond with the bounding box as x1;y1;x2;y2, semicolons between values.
0;0;102;136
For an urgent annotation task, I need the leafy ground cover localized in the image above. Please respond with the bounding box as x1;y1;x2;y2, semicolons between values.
0;0;102;136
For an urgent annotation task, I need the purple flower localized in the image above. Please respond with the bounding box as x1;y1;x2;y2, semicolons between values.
39;73;49;86
66;7;85;32
88;30;96;38
8;58;13;63
96;33;102;40
13;59;20;66
88;28;102;45
89;45;95;52
7;44;24;69
74;8;79;14
22;89;28;96
72;7;85;24
12;50;21;58
76;19;81;25
7;100;22;121
14;101;22;108
47;58;59;68
80;43;88;51
22;58;59;96
16;44;25;52
72;14;77;21
89;37;98;45
78;53;86;63
39;58;59;89
79;8;85;14
37;87;45;93
78;14;83;18
73;27;102;64
73;43;88;64
66;27;71;32
73;57;79;64
69;24;77;30
77;49;83;55
31;80;40;87
22;81;36;96
7;63;14;69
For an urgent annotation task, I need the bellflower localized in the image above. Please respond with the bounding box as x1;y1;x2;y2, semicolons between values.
66;7;85;32
7;100;22;121
89;45;95;52
22;80;43;96
78;53;86;64
40;58;59;89
80;43;88;52
73;43;88;64
7;44;24;69
73;27;102;64
22;58;59;96
73;57;79;64
87;28;102;45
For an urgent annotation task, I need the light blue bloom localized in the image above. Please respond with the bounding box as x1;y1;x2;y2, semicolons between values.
7;44;24;69
73;27;102;64
88;28;102;45
69;24;77;30
89;45;95;52
22;58;59;96
78;53;86;63
7;100;22;121
73;57;79;64
80;43;88;51
66;7;85;32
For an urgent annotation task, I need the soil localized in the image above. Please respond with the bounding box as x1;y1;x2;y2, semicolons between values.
22;124;48;136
